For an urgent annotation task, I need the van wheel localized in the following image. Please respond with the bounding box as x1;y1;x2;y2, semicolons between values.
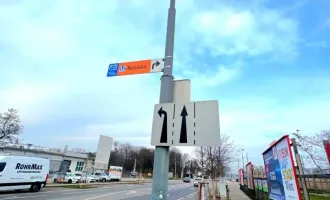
30;184;41;192
54;179;57;183
102;178;106;182
68;179;72;184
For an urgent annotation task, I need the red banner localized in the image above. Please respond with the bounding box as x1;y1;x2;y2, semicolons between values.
323;140;330;165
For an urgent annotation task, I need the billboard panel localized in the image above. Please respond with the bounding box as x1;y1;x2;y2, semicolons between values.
263;135;301;200
94;135;113;170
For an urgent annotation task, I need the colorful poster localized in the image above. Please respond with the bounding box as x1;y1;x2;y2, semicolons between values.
262;179;268;192
246;163;254;190
254;179;258;190
263;135;301;200
258;179;262;190
253;167;258;178
260;166;266;179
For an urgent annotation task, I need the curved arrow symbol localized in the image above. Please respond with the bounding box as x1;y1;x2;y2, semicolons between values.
158;107;167;143
179;106;188;143
152;61;161;69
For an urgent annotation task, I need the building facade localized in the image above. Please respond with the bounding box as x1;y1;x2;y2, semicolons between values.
0;142;93;174
0;135;113;174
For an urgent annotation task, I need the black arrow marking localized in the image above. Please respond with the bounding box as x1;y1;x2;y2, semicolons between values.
179;106;188;143
158;107;167;143
152;61;160;69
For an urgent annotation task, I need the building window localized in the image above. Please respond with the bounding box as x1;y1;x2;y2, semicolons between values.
75;161;84;171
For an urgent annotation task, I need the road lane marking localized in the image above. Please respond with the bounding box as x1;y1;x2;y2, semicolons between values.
176;192;197;200
83;191;124;200
125;190;137;195
62;189;106;195
2;195;46;199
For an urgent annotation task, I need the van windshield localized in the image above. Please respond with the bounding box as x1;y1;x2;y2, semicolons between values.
0;162;6;172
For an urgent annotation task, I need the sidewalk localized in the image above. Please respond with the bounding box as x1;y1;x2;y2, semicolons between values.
227;182;251;200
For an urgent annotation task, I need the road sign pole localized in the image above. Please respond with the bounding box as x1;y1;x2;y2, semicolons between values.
151;0;176;199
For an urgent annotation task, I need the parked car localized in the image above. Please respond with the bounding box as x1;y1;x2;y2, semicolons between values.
92;172;110;182
56;172;79;184
75;173;95;183
130;172;138;179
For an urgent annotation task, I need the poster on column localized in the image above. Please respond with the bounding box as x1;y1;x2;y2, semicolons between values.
246;162;254;190
239;169;244;185
262;135;301;200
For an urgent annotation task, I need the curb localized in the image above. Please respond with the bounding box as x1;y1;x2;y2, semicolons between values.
45;181;152;187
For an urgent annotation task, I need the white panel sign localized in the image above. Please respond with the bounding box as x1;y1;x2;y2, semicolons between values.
150;58;164;73
173;79;191;103
94;135;113;170
151;100;220;146
219;177;227;198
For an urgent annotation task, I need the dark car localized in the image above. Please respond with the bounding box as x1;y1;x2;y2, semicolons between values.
183;177;191;183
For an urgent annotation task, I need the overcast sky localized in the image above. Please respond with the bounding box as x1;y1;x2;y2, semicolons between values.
1;0;329;171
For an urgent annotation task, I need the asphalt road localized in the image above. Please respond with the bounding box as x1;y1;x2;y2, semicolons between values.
0;182;200;200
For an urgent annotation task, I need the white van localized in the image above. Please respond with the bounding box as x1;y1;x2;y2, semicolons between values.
109;166;122;181
0;156;50;192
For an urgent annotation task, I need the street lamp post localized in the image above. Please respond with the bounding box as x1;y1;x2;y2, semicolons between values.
241;149;244;170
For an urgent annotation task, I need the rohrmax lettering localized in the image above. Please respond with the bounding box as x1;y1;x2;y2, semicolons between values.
15;163;43;170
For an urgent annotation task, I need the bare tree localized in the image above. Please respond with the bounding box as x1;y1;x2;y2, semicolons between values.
205;146;219;179
0;108;23;143
181;153;189;178
194;146;206;175
217;135;240;177
169;147;183;178
294;130;329;171
194;134;240;179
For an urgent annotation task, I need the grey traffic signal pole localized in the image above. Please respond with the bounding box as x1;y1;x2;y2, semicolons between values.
151;0;176;199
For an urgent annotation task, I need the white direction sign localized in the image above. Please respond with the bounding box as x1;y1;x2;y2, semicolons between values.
151;100;220;146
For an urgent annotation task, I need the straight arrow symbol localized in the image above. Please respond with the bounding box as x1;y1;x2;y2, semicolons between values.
179;106;188;143
158;107;167;143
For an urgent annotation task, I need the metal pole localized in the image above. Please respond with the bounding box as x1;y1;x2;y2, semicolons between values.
151;0;176;199
246;152;248;164
238;158;239;171
292;138;310;200
241;149;244;170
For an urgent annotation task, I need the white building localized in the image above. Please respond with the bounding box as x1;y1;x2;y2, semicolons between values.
0;135;113;174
